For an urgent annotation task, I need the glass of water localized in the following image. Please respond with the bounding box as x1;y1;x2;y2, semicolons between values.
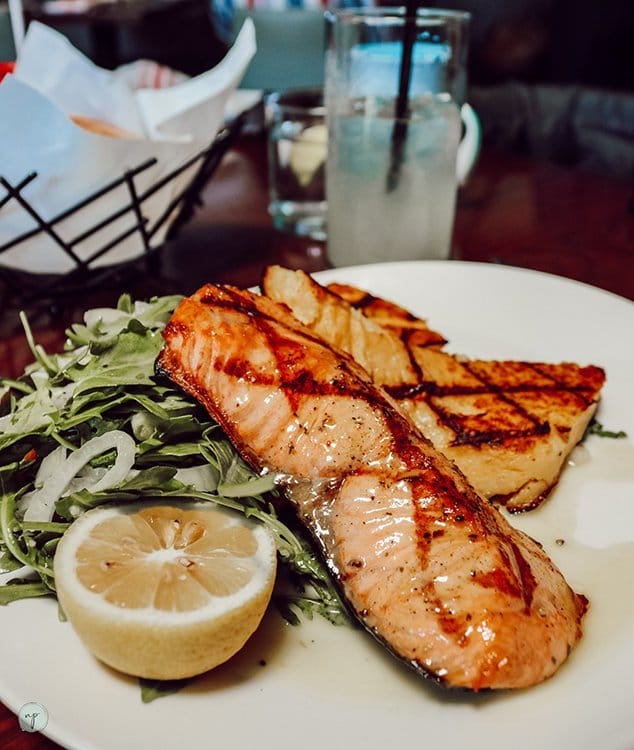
265;88;327;241
325;7;478;267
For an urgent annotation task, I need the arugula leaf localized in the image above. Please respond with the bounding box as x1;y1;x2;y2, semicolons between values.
0;580;53;605
139;677;190;703
67;330;164;394
585;420;627;440
0;544;24;573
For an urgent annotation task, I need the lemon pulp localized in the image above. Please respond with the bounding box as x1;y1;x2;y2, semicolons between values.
54;503;277;679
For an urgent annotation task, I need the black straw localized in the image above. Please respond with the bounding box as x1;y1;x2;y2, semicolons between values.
386;0;418;192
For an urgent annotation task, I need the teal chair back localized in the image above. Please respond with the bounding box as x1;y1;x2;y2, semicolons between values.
233;8;326;91
0;7;16;61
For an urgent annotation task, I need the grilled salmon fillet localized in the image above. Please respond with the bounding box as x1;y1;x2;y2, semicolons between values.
157;283;587;690
262;266;605;511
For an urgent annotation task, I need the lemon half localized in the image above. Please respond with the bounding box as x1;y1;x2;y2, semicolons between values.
290;124;328;187
54;502;277;680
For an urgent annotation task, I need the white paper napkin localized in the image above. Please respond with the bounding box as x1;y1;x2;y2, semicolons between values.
0;20;257;274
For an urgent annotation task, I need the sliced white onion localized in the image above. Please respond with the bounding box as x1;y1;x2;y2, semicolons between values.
0;565;37;585
174;464;220;492
82;308;130;329
19;431;136;522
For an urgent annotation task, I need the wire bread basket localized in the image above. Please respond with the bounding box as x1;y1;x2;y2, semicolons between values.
0;112;245;308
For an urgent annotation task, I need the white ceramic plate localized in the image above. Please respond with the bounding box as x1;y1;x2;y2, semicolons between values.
2;261;633;750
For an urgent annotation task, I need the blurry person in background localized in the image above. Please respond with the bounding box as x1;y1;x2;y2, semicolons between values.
213;0;632;90
115;0;228;75
418;0;632;91
209;0;632;178
421;0;633;179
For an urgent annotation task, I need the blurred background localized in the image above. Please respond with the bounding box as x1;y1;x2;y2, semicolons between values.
0;0;632;178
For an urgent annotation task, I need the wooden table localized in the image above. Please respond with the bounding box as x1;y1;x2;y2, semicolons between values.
0;131;633;749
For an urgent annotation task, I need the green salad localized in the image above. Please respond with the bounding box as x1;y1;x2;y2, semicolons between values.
0;294;347;633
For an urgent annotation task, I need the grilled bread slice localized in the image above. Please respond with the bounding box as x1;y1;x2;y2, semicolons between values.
262;265;605;512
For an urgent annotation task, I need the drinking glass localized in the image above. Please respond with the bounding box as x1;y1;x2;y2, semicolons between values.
265;87;327;241
325;7;479;267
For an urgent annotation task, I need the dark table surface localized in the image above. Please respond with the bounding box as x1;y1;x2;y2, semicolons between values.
0;130;633;748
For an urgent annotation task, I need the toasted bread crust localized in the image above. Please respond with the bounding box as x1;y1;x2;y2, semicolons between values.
326;282;448;349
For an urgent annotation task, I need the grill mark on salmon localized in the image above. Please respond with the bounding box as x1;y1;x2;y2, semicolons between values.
157;283;587;691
